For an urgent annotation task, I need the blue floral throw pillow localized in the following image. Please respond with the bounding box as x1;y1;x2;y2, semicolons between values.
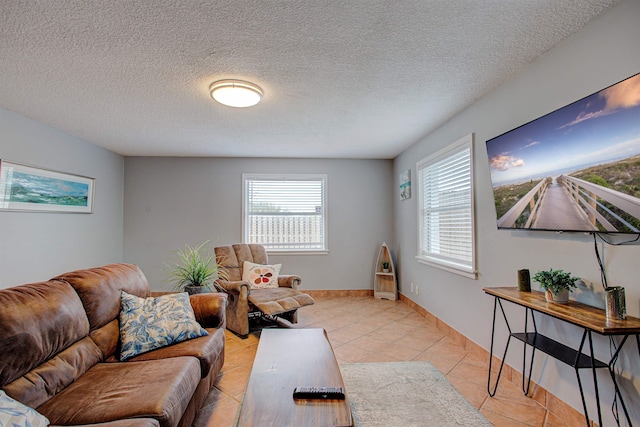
119;291;208;361
0;390;49;427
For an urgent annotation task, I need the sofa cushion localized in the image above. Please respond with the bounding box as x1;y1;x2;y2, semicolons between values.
3;336;104;408
0;280;90;388
37;357;201;427
119;291;208;361
127;326;225;379
54;263;151;332
242;261;281;289
90;319;121;361
0;390;49;427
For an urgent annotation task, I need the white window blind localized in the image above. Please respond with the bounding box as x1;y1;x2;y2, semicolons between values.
416;134;476;278
243;174;327;252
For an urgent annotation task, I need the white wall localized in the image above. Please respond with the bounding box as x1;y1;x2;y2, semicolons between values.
394;0;640;424
123;157;393;291
0;109;125;287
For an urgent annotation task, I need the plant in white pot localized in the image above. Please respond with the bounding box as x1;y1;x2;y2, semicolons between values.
382;261;390;273
165;241;228;295
533;268;580;304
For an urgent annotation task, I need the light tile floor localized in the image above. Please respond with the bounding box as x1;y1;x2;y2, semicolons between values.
193;296;587;427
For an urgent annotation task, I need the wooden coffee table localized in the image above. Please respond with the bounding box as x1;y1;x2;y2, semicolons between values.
235;328;352;427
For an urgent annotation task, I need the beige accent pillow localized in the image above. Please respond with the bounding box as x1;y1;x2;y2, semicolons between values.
242;261;281;289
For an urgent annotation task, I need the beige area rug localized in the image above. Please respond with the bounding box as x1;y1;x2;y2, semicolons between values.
340;361;492;427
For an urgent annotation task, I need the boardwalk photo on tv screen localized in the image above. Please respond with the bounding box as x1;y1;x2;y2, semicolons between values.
486;73;640;234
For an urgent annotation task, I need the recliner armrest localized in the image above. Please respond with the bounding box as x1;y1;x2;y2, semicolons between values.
189;292;228;329
278;275;302;289
214;279;250;296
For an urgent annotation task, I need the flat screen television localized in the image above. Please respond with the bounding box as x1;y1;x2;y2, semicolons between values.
485;73;640;234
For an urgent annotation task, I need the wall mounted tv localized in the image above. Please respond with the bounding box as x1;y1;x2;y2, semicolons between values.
486;73;640;234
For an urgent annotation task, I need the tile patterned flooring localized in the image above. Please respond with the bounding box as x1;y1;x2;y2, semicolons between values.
193;296;590;427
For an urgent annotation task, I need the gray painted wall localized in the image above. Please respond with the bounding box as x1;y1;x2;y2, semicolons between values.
0;108;124;287
123;157;394;291
393;1;640;424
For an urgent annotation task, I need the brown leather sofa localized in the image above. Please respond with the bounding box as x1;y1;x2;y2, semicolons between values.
0;263;227;427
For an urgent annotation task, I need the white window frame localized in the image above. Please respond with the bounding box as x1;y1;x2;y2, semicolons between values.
242;173;328;254
416;133;477;279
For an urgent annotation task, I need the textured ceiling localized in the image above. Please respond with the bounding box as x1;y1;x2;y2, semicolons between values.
0;1;620;159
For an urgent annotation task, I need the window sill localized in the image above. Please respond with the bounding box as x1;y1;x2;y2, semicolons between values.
266;250;330;256
415;256;477;280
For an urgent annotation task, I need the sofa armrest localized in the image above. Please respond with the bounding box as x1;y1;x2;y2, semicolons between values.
278;275;302;289
189;293;227;329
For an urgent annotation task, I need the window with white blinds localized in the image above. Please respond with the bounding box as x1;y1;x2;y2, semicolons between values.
242;174;327;252
416;134;476;278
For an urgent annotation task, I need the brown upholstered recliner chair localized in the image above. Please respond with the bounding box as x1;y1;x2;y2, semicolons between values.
213;243;315;336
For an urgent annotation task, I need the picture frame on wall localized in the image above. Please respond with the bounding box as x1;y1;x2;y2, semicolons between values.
400;169;411;200
0;160;95;213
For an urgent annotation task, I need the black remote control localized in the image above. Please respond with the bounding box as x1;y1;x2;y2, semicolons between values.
293;386;345;400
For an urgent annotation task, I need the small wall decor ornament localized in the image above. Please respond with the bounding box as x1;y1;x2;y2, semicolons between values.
399;169;411;200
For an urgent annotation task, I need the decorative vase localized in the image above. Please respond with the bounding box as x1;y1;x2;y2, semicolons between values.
605;286;626;320
517;269;531;292
545;289;569;304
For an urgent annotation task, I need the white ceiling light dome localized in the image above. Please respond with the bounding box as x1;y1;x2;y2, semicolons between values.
209;79;263;108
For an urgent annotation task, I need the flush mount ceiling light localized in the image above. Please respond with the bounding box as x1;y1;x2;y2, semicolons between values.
209;79;263;108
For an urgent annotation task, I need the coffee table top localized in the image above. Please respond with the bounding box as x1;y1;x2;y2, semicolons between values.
236;328;352;427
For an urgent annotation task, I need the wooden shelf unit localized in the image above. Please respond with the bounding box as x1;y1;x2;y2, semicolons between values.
374;242;397;300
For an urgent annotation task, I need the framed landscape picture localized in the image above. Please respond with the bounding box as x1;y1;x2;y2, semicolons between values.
0;160;95;213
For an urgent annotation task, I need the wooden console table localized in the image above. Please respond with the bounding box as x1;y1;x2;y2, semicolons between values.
483;287;640;427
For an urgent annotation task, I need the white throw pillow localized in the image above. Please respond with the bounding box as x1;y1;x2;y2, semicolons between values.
0;390;49;427
242;261;281;289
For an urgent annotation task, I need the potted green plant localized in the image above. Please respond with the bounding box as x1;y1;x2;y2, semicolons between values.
532;268;580;304
164;241;228;295
382;261;390;273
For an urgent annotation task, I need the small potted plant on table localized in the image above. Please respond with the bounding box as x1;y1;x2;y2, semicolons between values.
165;241;228;295
382;261;390;273
533;268;580;304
